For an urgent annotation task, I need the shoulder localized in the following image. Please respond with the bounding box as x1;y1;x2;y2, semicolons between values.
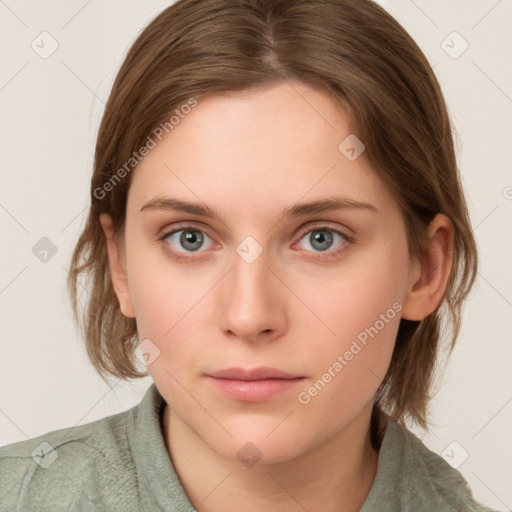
0;407;139;511
390;420;498;512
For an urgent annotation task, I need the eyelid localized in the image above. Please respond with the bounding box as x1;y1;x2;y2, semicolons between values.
157;220;353;240
157;221;215;240
295;221;353;240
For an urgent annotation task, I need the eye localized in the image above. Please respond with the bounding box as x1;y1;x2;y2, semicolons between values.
294;225;354;259
159;226;215;261
158;223;354;263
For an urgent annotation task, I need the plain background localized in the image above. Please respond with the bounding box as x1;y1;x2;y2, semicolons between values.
0;0;511;510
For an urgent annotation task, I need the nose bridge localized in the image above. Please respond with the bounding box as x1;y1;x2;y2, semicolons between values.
231;241;274;311
219;238;283;338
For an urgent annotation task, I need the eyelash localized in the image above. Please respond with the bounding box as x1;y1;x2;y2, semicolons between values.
157;223;355;263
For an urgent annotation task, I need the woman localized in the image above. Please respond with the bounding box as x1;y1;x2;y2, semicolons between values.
0;1;498;510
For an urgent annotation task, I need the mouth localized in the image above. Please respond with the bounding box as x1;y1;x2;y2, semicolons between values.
205;366;306;402
207;366;304;380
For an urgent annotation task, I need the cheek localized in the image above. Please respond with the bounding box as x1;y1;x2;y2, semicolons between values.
125;233;203;337
125;242;221;381
293;241;408;407
301;239;407;340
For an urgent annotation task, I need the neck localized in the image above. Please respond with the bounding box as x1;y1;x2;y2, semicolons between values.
162;403;382;512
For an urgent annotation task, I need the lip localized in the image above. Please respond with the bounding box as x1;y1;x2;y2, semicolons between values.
207;366;302;380
206;366;306;402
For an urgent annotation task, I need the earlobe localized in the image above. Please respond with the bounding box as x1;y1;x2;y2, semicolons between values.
401;214;454;321
99;213;136;319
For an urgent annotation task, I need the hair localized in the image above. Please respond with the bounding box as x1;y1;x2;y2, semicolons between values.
68;0;478;433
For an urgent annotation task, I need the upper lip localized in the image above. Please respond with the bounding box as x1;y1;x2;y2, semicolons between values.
207;367;303;380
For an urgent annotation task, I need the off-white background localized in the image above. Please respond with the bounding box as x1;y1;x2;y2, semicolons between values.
0;0;511;510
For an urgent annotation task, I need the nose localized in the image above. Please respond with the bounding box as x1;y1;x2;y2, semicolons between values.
218;247;286;343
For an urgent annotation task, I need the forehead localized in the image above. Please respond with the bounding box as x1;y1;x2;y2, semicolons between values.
127;80;398;224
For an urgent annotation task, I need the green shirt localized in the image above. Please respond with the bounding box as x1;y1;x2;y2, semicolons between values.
0;383;497;511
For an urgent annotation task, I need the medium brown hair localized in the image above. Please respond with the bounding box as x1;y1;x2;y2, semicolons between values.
68;0;477;431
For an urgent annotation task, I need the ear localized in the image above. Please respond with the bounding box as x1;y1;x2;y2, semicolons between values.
401;213;454;321
99;213;135;319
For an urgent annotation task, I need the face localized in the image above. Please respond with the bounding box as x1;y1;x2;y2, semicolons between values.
104;80;427;464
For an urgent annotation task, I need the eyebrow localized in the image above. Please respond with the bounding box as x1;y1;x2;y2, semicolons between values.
139;195;378;222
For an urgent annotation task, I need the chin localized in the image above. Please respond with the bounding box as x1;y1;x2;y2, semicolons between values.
204;422;314;467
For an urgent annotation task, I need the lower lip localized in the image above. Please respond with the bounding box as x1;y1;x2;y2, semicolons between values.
207;376;305;402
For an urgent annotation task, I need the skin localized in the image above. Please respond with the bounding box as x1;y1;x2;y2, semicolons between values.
100;79;454;512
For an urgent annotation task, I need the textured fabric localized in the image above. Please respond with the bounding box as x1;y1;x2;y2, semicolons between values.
0;383;497;512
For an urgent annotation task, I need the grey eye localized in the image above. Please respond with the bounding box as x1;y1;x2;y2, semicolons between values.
165;229;213;253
